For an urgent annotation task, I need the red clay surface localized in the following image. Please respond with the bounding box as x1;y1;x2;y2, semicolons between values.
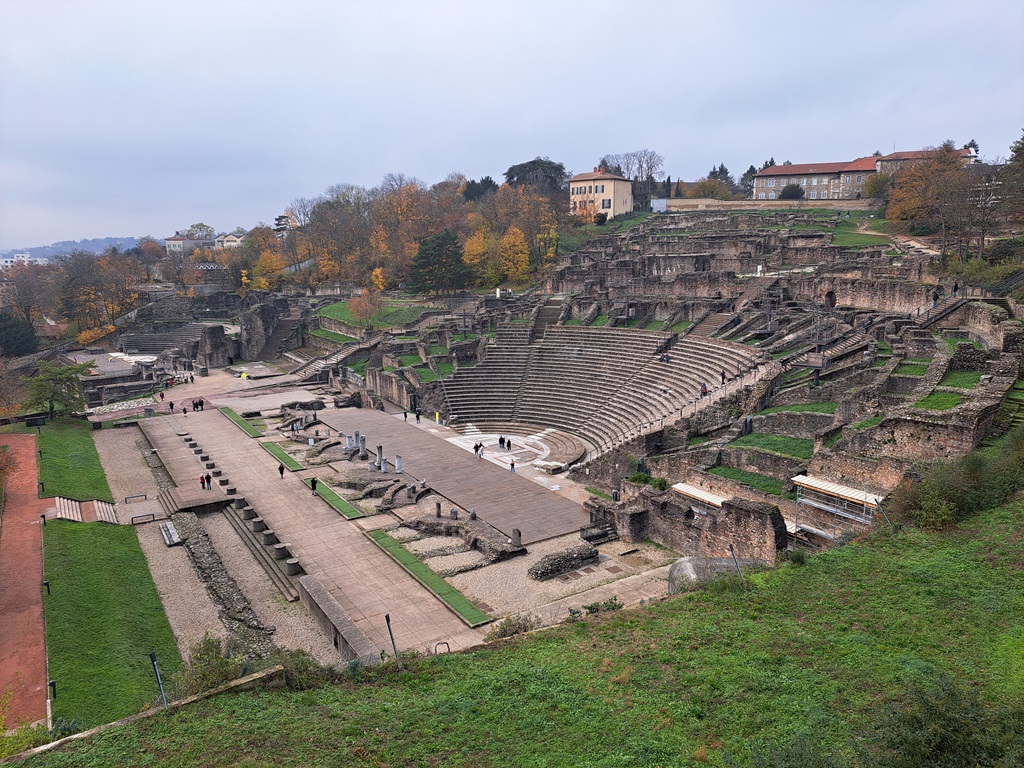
0;434;49;726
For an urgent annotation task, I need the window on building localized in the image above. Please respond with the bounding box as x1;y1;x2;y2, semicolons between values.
768;192;776;200
845;175;851;183
812;177;818;185
597;184;605;193
801;178;807;185
588;186;593;193
768;178;776;187
601;199;611;209
856;175;863;182
758;193;765;200
820;190;828;199
810;191;817;199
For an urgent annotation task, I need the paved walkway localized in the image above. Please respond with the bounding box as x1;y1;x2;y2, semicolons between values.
0;435;49;727
140;412;486;654
318;409;590;545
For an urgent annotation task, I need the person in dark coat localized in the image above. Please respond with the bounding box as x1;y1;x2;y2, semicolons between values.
278;463;285;479
311;477;318;496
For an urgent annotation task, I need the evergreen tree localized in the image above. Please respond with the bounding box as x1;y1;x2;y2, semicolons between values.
0;312;38;357
739;165;758;198
407;229;469;295
24;360;95;418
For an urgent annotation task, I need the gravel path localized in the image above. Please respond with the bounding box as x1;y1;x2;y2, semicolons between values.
201;512;342;665
92;427;226;658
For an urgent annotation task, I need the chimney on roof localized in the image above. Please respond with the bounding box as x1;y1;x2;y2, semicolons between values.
593;167;598;173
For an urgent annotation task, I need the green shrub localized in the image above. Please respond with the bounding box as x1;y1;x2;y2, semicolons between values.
730;433;815;459
890;430;1024;527
171;635;249;698
864;671;1024;767
485;614;538;641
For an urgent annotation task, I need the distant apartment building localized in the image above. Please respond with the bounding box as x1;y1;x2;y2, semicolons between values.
752;147;978;200
569;168;634;220
214;232;245;249
165;234;215;258
0;253;46;270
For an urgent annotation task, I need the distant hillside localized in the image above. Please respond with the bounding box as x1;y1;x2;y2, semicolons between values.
0;237;150;260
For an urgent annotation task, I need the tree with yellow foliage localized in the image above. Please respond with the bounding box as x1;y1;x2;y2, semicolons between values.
498;227;530;284
371;266;387;292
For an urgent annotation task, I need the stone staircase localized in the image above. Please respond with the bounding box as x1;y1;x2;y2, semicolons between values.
255;306;303;361
53;497;82;522
688;311;733;338
291;337;378;381
218;499;301;601
119;323;207;354
530;296;564;342
915;295;968;328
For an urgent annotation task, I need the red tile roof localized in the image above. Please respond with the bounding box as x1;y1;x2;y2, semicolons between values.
878;148;974;161
570;169;631;182
754;162;851;177
843;156;878;172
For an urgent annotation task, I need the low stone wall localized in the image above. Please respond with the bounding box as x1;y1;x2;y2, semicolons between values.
807;450;908;495
298;575;380;666
718;447;806;480
527;543;599;580
614;492;785;563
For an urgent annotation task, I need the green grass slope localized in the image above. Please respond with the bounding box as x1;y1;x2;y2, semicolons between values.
19;501;1024;767
43;522;182;728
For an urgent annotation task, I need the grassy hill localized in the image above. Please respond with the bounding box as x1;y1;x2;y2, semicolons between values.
14;499;1024;767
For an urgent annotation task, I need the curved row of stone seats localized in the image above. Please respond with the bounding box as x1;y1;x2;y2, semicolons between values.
442;325;762;455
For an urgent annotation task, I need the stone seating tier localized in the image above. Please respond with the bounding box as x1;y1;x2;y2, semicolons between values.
442;327;761;455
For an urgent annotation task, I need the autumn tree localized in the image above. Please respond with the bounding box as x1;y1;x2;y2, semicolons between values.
136;235;165;282
690;178;734;200
887;142;969;250
348;288;383;327
5;262;55;324
24;360;95;418
497;227;530;284
408;229;468;295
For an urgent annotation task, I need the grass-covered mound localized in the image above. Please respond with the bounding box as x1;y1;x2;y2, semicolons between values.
19;501;1024;767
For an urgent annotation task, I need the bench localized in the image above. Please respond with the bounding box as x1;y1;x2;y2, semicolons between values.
159;522;183;547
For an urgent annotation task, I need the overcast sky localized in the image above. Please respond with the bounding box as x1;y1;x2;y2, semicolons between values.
1;0;1022;251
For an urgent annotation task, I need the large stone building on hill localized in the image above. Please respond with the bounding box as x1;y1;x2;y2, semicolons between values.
752;147;978;200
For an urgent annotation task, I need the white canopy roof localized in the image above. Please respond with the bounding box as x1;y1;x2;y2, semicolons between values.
791;474;882;508
671;482;727;508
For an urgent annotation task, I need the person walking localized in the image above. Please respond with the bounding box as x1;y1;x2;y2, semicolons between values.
159;391;165;402
182;406;187;418
509;459;515;473
310;477;318;497
169;401;174;414
204;473;211;490
720;369;726;385
415;410;421;423
278;463;285;479
199;474;206;490
403;411;408;422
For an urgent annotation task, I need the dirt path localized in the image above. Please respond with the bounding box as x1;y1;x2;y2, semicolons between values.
0;434;50;727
